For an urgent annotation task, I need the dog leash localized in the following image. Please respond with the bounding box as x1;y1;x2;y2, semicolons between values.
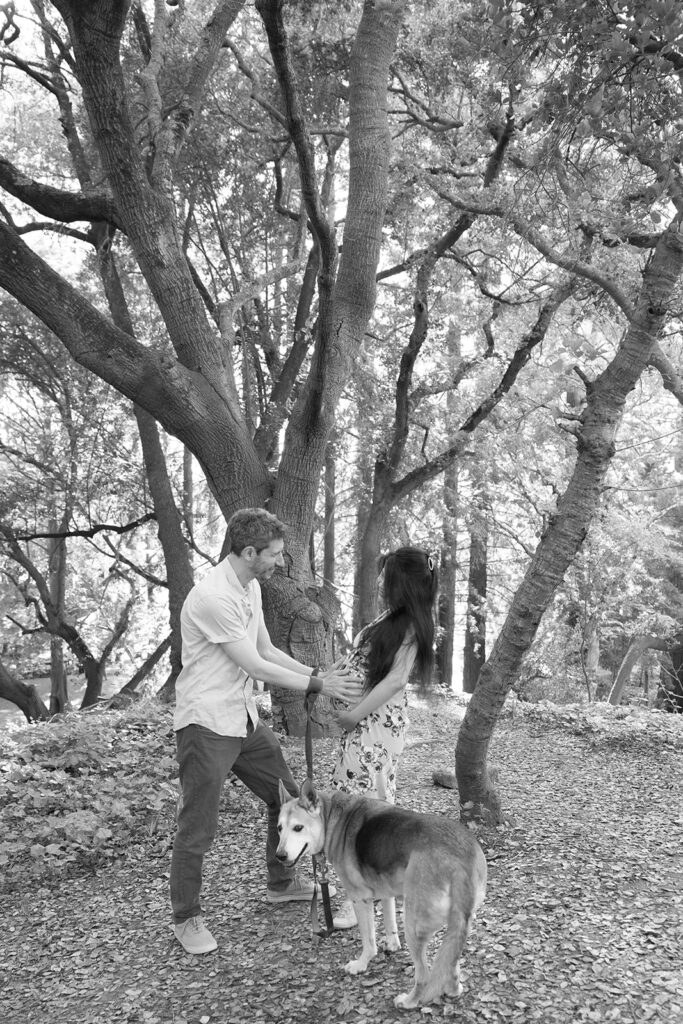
304;691;336;939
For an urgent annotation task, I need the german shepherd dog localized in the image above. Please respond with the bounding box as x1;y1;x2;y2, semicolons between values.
276;779;487;1009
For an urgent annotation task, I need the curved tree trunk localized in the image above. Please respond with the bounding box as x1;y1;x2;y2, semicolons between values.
118;635;172;698
607;635;670;705
0;659;50;723
454;214;683;824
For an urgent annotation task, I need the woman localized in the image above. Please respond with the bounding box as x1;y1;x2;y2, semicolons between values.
330;546;438;928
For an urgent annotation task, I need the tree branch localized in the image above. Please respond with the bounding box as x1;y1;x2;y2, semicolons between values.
0;157;120;227
430;188;635;318
391;278;576;502
145;0;246;189
255;0;335;264
648;340;683;406
7;513;157;543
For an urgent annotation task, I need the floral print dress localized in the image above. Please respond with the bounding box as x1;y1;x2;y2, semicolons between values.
330;621;417;804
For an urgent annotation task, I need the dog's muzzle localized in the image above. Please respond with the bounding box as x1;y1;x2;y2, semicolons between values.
276;842;308;867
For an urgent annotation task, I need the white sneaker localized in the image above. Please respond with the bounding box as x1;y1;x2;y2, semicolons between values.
333;899;358;930
174;915;217;954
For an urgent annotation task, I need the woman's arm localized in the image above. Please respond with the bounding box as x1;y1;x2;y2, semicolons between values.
337;640;417;730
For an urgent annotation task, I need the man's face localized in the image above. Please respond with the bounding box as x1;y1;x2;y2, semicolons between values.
251;539;285;582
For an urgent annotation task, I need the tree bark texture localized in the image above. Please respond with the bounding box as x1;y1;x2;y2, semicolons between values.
455;216;683;823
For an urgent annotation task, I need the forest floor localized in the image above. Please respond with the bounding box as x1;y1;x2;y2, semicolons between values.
1;691;681;1024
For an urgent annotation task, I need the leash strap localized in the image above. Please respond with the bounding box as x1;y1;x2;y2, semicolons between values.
310;853;335;938
304;691;336;938
304;691;317;781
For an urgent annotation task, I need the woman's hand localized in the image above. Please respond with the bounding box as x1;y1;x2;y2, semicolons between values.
336;710;358;732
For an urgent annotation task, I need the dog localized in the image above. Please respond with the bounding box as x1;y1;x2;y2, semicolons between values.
276;778;487;1009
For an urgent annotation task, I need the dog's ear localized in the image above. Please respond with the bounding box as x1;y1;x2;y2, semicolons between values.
278;779;293;806
299;777;319;811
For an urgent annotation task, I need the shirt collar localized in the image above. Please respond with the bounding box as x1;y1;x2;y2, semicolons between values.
221;556;255;612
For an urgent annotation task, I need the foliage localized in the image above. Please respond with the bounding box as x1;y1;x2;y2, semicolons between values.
0;697;178;889
511;695;683;751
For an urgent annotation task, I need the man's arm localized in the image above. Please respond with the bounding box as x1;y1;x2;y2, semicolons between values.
256;618;313;674
222;634;362;703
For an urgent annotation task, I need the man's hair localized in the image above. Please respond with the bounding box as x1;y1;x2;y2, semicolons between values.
227;508;286;555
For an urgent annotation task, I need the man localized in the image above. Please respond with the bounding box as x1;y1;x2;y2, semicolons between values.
170;507;362;954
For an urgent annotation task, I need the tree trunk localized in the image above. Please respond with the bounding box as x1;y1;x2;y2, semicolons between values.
609;634;672;706
462;523;487;694
263;573;341;737
356;407;376;630
133;405;194;699
49;637;69;716
79;655;107;709
656;642;683;712
0;658;50;722
580;616;600;702
454;214;683;824
118;635;172;696
48;520;70;714
97;244;195;702
435;340;460;687
323;436;336;588
261;0;406;730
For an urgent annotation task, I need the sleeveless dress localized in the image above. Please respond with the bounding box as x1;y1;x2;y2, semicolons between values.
330;621;417;803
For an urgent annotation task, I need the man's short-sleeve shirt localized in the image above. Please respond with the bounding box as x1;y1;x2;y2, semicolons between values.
173;556;261;736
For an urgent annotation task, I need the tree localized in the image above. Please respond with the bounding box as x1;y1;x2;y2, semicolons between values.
455;213;683;823
0;0;407;731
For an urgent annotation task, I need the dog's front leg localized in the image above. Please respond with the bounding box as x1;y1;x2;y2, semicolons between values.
343;900;377;975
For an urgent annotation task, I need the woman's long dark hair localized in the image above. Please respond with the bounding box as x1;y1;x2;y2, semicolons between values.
360;547;438;692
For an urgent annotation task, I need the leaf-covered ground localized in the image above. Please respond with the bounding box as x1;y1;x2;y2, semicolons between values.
1;693;681;1024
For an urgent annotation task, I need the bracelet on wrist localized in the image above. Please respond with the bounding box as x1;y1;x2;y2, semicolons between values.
306;670;323;696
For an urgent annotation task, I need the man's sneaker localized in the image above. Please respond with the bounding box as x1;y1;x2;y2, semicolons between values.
332;899;358;930
174;915;217;954
266;878;337;904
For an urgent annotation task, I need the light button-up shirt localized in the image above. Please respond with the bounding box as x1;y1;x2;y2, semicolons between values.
174;556;262;736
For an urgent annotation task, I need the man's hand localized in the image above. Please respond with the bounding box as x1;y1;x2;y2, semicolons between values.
320;662;363;703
